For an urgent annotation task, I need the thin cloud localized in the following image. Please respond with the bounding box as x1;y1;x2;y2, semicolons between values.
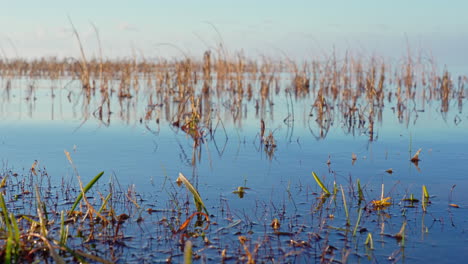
118;23;139;32
35;27;46;39
56;27;73;38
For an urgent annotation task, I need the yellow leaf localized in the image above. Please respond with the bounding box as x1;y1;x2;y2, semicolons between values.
371;197;392;210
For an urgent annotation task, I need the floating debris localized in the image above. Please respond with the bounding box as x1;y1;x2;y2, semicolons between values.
371;197;392;210
271;218;280;231
233;186;250;198
411;148;422;163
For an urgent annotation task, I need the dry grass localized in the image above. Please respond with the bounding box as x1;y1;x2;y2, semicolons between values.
0;48;465;143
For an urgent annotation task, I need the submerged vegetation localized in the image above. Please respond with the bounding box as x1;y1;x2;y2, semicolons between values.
0;158;458;263
0;42;466;263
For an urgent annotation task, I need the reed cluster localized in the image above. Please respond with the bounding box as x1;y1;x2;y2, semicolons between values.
1;49;464;143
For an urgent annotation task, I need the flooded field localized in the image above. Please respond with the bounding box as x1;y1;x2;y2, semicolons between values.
0;52;467;263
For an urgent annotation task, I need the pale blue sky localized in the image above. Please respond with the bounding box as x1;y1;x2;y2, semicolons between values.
1;0;467;66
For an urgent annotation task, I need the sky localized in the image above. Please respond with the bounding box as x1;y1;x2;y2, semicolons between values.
1;0;467;66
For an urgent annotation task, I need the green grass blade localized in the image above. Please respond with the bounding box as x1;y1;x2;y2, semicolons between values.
35;186;48;236
357;179;364;201
10;213;20;262
422;185;429;199
42;200;49;221
59;211;68;247
312;172;330;195
365;233;374;250
0;192;11;230
20;215;39;225
422;185;429;212
5;236;12;263
340;185;350;226
10;213;19;244
98;193;112;213
70;171;104;213
177;173;208;214
353;207;363;236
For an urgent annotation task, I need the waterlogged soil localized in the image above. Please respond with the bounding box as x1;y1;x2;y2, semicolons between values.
0;76;467;263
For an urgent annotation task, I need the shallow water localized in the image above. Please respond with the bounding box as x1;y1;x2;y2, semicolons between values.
0;76;467;263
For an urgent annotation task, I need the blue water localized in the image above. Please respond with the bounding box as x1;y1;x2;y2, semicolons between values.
0;78;467;263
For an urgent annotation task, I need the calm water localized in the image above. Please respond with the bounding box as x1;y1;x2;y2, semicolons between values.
0;76;467;263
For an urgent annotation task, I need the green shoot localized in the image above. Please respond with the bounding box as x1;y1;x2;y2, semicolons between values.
177;173;209;214
422;185;429;199
10;213;20;251
422;185;429;212
357;179;364;202
5;236;13;263
340;185;350;226
70;171;105;213
0;192;11;230
312;172;330;195
98;193;112;213
365;233;374;250
35;186;48;236
59;211;69;247
353;207;363;236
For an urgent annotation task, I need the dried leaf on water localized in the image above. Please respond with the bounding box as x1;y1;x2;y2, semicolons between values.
271;218;280;231
403;194;419;203
176;177;183;187
371;197;392;210
233;186;249;198
176;212;210;233
394;221;407;243
289;239;311;248
449;203;460;208
117;213;130;223
410;148;422;163
385;168;393;174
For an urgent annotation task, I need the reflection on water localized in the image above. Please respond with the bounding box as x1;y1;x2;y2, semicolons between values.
1;68;465;140
0;55;467;263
